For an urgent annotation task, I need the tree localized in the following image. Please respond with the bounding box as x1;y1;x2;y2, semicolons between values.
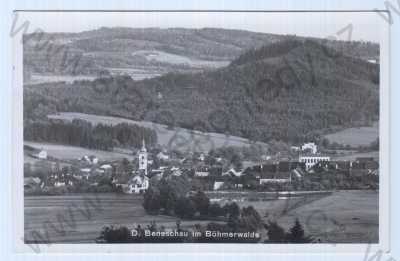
143;187;162;214
223;202;240;219
286;219;312;243
240;206;263;231
265;221;286;243
208;203;225;217
174;197;196;219
191;191;210;216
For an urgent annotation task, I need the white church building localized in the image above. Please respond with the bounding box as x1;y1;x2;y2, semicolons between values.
138;139;148;176
127;139;150;194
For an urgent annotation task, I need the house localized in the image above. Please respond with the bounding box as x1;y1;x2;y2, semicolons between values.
261;155;272;161
330;161;351;170
198;153;206;161
170;167;182;176
54;181;66;187
100;164;112;170
290;146;300;152
291;168;304;179
31;149;47;160
126;175;149;194
301;142;318;154
213;181;225;190
149;169;164;180
79;168;91;179
195;170;210;177
195;165;210;177
81;155;99;165
156;151;170;161
352;157;379;170
259;172;291;184
299;155;330;171
222;168;243;177
24;177;42;190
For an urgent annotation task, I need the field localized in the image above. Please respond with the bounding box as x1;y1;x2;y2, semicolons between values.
26;74;97;85
324;122;379;147
131;50;230;68
24;190;378;243
24;141;135;161
47;112;268;152
332;151;379;161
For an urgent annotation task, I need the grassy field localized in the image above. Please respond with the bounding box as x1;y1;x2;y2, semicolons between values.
47;112;268;152
236;190;378;243
332;151;379;161
24;141;135;161
324;122;379;147
24;190;378;243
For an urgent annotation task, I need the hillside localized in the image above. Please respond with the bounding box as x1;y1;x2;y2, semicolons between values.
24;39;379;144
23;27;378;84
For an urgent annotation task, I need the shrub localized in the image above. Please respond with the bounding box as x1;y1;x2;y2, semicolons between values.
191;191;210;216
265;221;286;243
208;203;225;217
174;197;196;219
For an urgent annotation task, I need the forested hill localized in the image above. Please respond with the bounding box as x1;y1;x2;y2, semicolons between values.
24;39;379;144
23;27;378;81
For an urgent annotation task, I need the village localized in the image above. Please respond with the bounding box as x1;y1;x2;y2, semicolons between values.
23;139;379;195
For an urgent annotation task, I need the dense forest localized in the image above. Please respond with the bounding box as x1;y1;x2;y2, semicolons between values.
24;119;157;150
24;39;379;144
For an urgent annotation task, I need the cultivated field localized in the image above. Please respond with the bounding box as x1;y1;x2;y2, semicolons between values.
24;190;378;243
47;112;268;152
24;141;135;161
324;122;379;147
131;50;230;68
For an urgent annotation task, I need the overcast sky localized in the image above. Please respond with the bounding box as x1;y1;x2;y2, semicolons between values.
17;11;386;43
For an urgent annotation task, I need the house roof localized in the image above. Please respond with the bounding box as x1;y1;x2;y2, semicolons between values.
259;171;291;180
24;177;41;185
129;175;149;185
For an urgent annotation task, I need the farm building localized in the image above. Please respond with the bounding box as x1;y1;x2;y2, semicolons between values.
299;155;330;170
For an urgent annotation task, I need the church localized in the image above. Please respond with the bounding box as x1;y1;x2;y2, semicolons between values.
127;139;149;194
138;139;148;175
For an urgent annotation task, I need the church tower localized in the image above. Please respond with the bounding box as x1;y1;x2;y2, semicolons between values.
138;139;148;175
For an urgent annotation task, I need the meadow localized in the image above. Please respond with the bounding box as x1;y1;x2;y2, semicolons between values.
24;190;378;244
24;141;135;161
324;122;379;147
47;112;268;152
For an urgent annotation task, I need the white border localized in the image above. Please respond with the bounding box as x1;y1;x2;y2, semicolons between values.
12;10;390;254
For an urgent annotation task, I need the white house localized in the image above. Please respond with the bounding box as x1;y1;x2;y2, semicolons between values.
32;149;47;160
157;151;170;161
198;153;205;161
195;171;210;177
100;164;112;170
81;155;99;165
171;167;182;176
259;171;292;184
299;155;330;170
126;175;149;194
290;146;300;152
301;142;318;154
213;181;225;190
222;168;243;177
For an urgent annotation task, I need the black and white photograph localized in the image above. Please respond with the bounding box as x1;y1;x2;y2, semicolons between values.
14;11;389;251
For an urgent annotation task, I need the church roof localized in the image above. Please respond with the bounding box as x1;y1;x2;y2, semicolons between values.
140;139;147;152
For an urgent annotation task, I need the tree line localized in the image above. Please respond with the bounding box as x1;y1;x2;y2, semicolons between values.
24;119;157;151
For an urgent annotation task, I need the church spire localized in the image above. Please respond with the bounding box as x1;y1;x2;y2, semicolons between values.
141;138;147;152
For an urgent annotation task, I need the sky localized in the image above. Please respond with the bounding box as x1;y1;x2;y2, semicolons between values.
16;11;387;43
